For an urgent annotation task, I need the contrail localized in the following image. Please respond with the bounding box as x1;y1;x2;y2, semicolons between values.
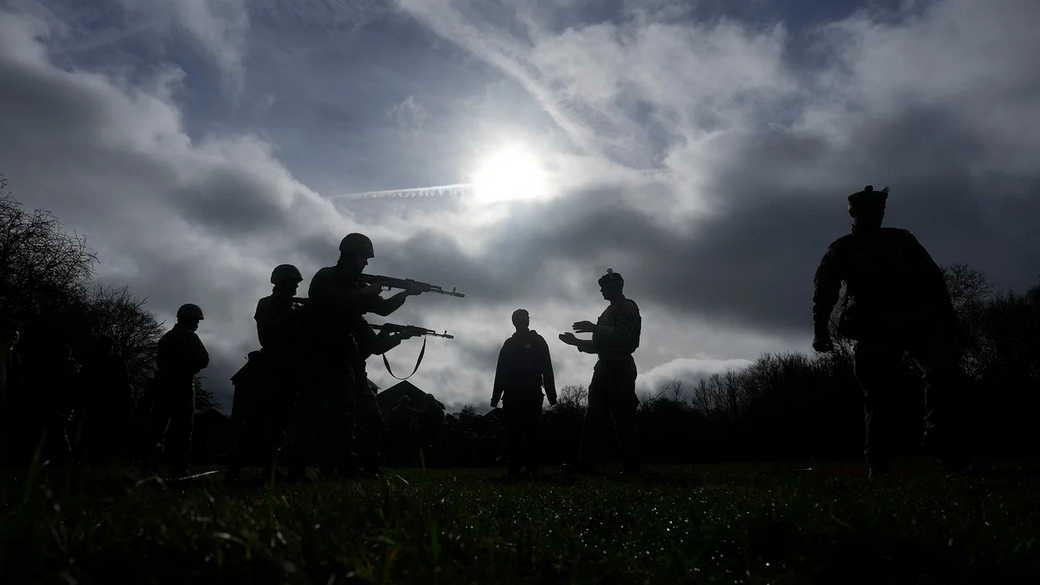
333;183;473;201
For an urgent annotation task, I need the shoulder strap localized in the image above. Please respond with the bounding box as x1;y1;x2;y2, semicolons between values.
382;336;427;381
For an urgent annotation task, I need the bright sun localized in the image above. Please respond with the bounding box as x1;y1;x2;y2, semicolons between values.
470;145;548;204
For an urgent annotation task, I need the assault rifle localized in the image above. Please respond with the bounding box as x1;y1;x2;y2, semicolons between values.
371;323;454;339
359;274;465;298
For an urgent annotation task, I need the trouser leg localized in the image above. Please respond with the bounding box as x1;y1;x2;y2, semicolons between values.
505;398;541;475
854;340;902;471
910;331;967;467
604;359;639;472
286;388;318;480
354;385;384;473
523;399;542;473
149;408;168;470
166;391;195;473
579;370;610;467
505;403;524;476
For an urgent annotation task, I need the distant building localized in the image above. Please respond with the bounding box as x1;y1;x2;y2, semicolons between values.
377;380;445;465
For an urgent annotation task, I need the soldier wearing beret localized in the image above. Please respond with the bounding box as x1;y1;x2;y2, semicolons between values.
560;269;642;474
812;185;967;478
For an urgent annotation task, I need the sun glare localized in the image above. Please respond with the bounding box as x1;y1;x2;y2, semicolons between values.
470;145;548;204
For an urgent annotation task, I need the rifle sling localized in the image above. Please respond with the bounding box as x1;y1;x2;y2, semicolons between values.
381;335;426;381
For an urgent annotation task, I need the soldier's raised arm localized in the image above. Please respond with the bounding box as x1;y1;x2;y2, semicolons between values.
592;300;640;355
365;291;410;317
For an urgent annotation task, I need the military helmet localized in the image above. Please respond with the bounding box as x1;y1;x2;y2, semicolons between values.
270;264;303;284
598;268;624;287
176;303;204;321
848;185;888;207
339;233;374;258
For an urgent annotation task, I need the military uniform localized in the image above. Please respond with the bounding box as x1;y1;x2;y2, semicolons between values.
813;226;964;470
493;329;556;476
576;298;641;472
151;323;208;473
229;294;303;474
285;264;366;476
254;294;303;444
351;286;410;473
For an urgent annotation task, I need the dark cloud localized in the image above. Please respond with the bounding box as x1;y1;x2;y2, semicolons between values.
4;1;1040;410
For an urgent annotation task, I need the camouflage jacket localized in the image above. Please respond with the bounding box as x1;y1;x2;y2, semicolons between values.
577;297;641;361
157;324;209;385
813;227;955;341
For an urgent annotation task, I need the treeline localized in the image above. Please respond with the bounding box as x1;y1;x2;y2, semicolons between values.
0;178;212;464
420;266;1040;466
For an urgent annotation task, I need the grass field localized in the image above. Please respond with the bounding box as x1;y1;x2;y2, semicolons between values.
2;460;1038;584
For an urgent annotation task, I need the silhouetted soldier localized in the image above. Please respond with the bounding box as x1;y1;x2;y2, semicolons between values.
342;234;422;475
560;269;641;474
288;234;397;479
812;185;966;478
492;309;557;479
150;303;209;477
229;264;304;480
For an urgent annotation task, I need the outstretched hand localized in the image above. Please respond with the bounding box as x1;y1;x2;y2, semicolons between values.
573;320;596;334
559;332;579;345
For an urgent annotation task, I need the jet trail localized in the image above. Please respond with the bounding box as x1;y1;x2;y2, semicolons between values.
334;183;472;201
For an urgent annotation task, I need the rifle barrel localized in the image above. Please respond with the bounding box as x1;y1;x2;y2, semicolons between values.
362;274;465;298
371;323;454;339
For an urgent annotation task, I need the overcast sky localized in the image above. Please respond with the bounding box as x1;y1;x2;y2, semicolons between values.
2;0;1038;411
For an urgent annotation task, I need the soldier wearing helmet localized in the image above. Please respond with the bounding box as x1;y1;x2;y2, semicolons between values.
812;185;966;478
228;265;305;480
151;303;209;477
560;269;642;474
257;264;304;353
343;238;426;476
289;233;419;478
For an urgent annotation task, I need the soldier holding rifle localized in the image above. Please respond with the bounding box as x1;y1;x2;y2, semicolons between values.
228;264;305;481
343;234;465;475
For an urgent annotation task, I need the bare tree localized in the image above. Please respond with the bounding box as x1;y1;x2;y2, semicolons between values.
0;176;96;317
84;286;163;408
662;379;686;403
194;376;219;412
944;264;993;315
557;384;588;408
